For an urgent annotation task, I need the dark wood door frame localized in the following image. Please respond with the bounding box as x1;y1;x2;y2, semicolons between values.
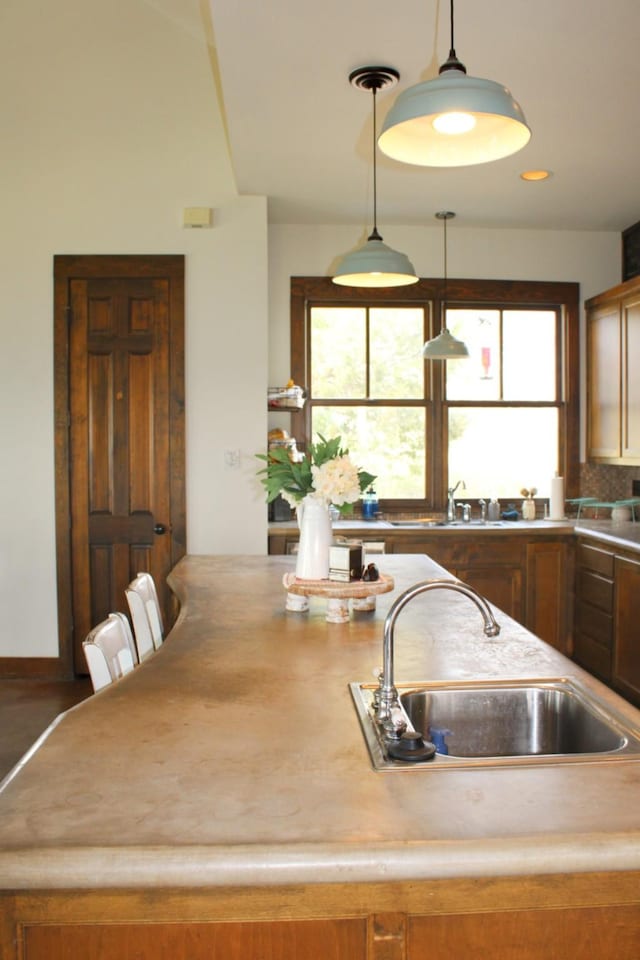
50;254;186;679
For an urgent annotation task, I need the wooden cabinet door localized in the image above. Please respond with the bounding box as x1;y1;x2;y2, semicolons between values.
453;563;523;623
525;541;569;653
22;917;366;960
586;300;621;459
622;296;640;460
408;904;640;960
613;555;640;706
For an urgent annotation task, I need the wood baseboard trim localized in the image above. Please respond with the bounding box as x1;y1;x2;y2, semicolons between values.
0;657;73;680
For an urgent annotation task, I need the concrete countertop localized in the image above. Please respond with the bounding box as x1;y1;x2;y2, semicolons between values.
272;516;640;552
0;553;639;892
574;518;640;551
270;518;576;536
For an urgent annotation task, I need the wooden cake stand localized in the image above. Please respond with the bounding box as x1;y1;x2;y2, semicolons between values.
282;571;395;623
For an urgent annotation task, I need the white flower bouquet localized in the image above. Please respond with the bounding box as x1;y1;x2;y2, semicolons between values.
257;434;376;515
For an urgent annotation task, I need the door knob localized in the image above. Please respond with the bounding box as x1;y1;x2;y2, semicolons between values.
153;523;167;535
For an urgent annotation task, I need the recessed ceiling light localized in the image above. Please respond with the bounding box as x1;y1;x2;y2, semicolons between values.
520;169;552;182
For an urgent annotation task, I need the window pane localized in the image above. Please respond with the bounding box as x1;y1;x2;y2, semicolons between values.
448;407;559;500
445;310;501;400
312;406;426;499
503;310;556;400
311;307;366;398
370;307;425;399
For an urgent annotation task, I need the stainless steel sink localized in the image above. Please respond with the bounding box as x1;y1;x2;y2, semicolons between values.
387;520;503;527
387;520;446;527
350;677;640;770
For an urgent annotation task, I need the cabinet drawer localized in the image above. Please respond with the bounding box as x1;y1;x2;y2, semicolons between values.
573;631;612;683
578;542;614;578
577;569;614;612
575;599;613;649
439;540;522;567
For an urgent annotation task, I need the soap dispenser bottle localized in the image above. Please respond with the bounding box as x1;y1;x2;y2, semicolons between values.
362;487;378;520
487;498;500;522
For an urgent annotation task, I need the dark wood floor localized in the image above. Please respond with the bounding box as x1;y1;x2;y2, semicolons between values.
0;678;93;781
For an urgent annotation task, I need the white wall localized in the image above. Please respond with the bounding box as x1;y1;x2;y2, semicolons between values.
0;0;268;658
268;223;621;467
268;223;621;387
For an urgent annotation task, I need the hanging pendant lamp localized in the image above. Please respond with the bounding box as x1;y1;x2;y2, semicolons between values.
378;0;530;167
423;211;469;359
333;67;418;288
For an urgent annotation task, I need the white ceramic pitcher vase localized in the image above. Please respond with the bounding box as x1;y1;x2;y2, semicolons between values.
295;496;332;580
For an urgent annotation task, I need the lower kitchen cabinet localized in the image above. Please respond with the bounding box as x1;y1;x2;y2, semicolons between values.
7;875;640;960
525;540;571;652
574;537;640;706
406;537;525;625
573;540;614;683
613;554;640;704
268;527;571;653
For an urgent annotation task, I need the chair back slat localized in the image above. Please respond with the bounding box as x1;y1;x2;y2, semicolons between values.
83;613;137;693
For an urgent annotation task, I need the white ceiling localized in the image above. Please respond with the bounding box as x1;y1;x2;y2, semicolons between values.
207;0;640;232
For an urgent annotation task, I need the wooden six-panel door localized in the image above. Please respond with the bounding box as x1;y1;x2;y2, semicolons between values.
54;255;185;674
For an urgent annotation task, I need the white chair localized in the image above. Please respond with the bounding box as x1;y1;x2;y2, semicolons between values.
125;571;164;661
82;613;138;693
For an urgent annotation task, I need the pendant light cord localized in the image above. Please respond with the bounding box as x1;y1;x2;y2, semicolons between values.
443;213;448;293
440;0;467;75
347;66;401;247
442;213;448;327
369;85;381;242
449;0;455;59
436;210;455;330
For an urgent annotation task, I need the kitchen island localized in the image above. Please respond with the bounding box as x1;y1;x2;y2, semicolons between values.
0;554;639;958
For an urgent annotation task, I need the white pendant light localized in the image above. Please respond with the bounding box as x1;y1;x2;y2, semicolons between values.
423;211;469;360
333;67;418;288
378;0;531;168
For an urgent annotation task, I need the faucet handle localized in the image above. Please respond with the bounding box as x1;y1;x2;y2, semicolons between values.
389;706;408;738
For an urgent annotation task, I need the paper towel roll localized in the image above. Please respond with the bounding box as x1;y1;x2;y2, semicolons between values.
549;475;565;520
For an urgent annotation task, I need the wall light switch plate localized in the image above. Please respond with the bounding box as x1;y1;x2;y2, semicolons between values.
224;448;241;469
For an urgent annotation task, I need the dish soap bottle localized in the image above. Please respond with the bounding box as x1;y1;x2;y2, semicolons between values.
361;487;378;520
487;498;501;522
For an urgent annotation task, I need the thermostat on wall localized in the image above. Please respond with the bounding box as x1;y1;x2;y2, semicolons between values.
183;207;213;228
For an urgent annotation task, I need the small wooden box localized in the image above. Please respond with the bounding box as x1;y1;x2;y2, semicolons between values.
329;541;363;582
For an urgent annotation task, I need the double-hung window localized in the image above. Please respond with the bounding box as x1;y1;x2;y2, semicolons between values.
289;277;579;512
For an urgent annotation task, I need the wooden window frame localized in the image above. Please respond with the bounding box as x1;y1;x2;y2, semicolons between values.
289;277;580;513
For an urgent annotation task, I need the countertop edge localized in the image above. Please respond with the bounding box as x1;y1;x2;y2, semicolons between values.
270;517;640;551
2;835;639;890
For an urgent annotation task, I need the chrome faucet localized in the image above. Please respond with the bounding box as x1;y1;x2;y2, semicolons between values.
374;578;501;738
447;480;465;522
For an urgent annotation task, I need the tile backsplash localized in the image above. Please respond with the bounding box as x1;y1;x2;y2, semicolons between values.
579;462;640;503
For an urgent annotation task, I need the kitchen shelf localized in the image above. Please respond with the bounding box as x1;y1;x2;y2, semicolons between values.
267;385;306;411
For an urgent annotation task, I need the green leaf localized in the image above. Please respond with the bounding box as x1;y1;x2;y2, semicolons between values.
358;470;377;493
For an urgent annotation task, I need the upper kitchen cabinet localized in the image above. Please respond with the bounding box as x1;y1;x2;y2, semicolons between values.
586;275;640;463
